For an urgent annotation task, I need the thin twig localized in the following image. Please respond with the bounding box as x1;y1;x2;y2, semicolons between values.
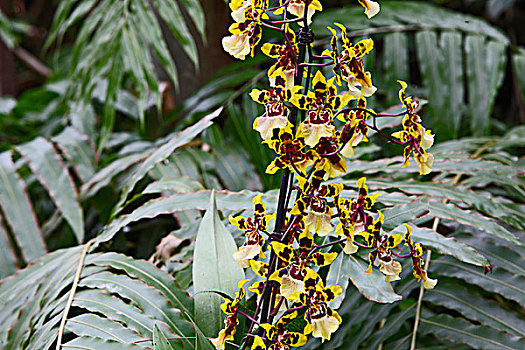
56;240;94;350
12;46;52;78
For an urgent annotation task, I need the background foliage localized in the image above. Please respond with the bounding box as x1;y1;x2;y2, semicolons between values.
0;0;523;349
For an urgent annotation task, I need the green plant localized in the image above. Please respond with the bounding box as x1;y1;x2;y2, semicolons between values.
0;1;523;350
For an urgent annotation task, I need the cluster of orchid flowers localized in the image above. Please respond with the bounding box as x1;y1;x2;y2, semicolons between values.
213;1;437;349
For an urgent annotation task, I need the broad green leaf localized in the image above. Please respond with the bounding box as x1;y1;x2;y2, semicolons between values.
381;200;429;230
364;302;416;349
326;252;351;309
81;152;147;199
193;191;245;337
67;314;145;344
513;49;525;106
432;256;525;305
383;32;409;105
393;225;489;267
344;254;401;303
53;127;95;183
113;107;221;216
94;189;275;246
366;179;525;231
313;2;508;42
427;201;520;246
73;289;168;338
89;252;193;316
153;324;175;350
17;137;84;243
455;228;525;275
425;280;525;336
0;152;46;262
63;336;145;350
79;271;194;348
0;216;17;278
143;177;204;195
419;314;523;350
415;30;463;139
466;35;507;136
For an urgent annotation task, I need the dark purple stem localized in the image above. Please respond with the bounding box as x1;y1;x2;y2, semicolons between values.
266;17;304;24
238;310;260;325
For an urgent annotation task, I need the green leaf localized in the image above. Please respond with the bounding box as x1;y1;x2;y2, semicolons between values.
52;127;95;184
89;252;193;316
364;302;416;349
466;35;507;136
67;314;145;344
426;201;520;246
78;271;194;348
188;316;215;350
326;251;350;309
143;177;204;195
0;152;46;262
366;179;525;231
17;137;84;243
415;31;463;139
419;314;523;350
63;336;145;350
338;253;401;304
394;225;489;267
113;107;221;217
73;289;164;338
155;0;199;67
432;256;525;305
513;48;525;106
0;216;17;278
425;280;525;336
81;152;146;199
94;189;275;246
192;190;245;337
153;324;175;350
383;32;409;105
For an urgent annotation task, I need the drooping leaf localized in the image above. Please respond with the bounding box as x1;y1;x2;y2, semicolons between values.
88;252;193;316
17;137;84;243
52;127;96;183
113;107;221;216
94;189;275;246
0;152;46;262
427;201;520;246
0;216;17;278
67;314;145;344
192;191;245;337
394;225;489;267
63;336;145;350
419;314;523;350
425;280;525;336
432;256;525;305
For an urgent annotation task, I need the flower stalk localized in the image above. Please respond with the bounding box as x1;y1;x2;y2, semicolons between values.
217;1;438;349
